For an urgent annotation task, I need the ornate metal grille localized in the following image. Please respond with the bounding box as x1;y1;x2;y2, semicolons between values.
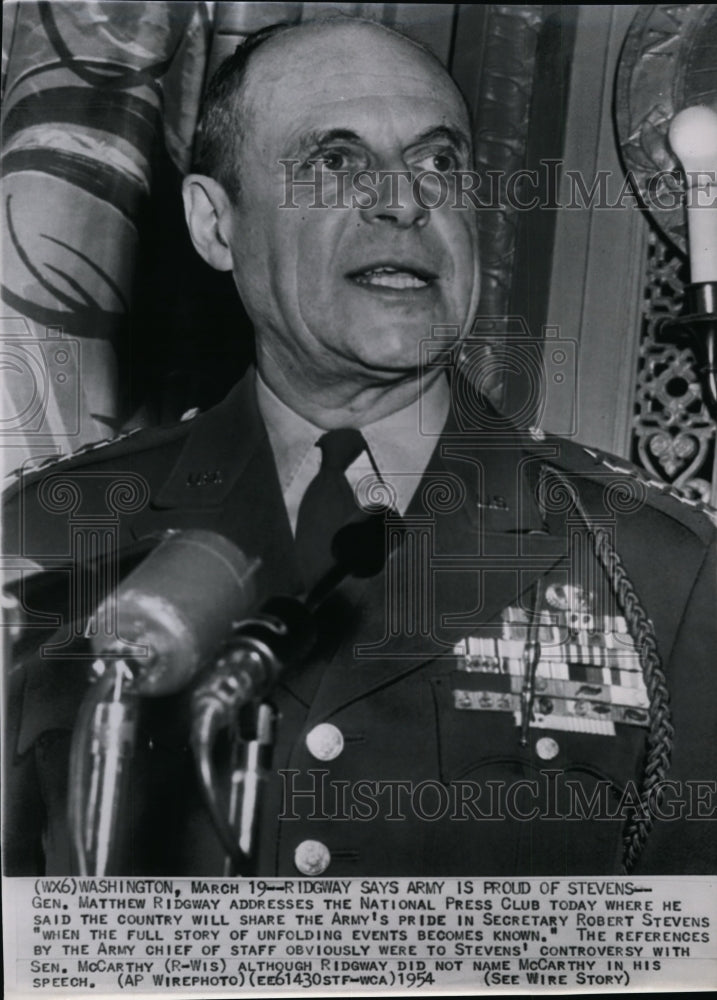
631;229;717;506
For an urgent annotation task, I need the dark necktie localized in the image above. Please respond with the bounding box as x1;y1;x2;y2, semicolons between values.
294;428;366;590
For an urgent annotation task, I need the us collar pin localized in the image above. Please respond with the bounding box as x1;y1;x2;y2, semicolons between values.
186;469;224;488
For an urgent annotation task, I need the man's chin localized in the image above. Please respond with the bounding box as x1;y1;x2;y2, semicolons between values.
346;330;441;375
342;307;458;344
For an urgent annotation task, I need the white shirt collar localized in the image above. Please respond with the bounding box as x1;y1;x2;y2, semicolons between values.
256;371;449;526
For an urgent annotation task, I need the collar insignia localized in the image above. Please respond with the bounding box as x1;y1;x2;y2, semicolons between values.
186;469;224;488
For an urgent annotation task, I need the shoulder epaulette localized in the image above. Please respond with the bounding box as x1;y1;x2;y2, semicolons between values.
526;427;717;538
582;445;717;528
3;409;202;497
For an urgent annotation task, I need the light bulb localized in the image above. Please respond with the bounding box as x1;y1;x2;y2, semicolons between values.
668;105;717;283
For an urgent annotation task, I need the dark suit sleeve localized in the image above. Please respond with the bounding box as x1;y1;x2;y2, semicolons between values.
638;529;717;873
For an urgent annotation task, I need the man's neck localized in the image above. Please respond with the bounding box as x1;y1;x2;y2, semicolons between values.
255;357;447;429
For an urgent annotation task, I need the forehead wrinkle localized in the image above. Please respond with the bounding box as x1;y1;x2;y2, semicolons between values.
278;97;469;149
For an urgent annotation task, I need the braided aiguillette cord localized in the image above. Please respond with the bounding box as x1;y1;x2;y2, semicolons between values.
542;465;674;873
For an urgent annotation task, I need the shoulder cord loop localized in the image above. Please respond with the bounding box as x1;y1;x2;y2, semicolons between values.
542;465;674;873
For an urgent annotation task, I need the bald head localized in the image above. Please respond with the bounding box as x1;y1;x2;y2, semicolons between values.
192;16;470;201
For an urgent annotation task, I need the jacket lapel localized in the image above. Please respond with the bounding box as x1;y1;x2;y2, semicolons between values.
138;371;303;601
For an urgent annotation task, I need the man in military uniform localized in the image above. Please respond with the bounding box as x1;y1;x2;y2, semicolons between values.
4;16;717;877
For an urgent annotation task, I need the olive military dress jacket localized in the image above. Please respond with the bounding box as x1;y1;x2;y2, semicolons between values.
4;370;716;877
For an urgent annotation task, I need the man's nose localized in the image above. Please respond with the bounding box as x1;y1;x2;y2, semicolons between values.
359;169;429;228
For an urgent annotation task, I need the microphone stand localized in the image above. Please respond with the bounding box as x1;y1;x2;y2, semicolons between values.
225;704;275;876
190;596;316;874
68;659;137;876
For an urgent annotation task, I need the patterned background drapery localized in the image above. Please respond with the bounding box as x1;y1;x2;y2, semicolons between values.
1;0;212;472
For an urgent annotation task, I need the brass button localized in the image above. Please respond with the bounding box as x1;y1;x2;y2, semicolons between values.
536;736;560;760
294;840;331;876
305;723;344;761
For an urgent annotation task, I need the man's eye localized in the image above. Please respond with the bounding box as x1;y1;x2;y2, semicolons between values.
311;149;352;171
415;150;459;173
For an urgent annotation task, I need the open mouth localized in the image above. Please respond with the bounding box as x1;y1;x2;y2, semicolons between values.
347;264;436;290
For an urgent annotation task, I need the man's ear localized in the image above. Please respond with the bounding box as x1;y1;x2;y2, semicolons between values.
182;175;235;272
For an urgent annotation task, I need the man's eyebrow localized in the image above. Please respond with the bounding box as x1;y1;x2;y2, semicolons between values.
291;124;472;160
294;129;364;156
408;125;471;154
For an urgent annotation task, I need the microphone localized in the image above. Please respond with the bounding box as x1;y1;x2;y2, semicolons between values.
89;529;260;695
194;509;394;722
71;529;258;875
306;508;394;609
